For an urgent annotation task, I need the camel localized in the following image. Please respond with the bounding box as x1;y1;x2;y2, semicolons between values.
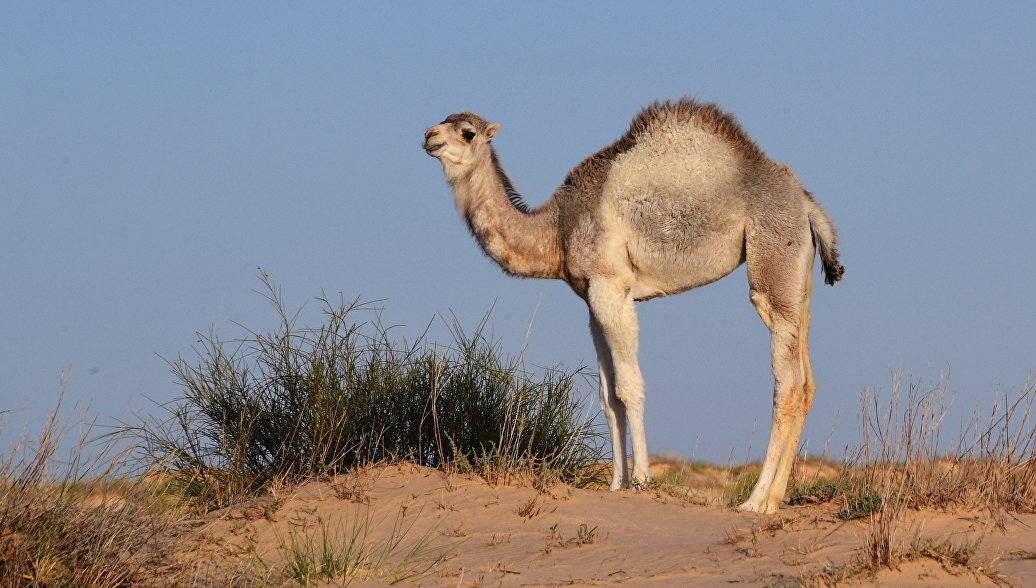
422;98;843;513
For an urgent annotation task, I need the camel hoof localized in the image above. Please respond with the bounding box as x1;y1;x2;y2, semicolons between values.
737;500;778;514
631;477;650;491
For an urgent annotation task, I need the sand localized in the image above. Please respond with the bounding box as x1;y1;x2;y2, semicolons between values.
180;463;1036;586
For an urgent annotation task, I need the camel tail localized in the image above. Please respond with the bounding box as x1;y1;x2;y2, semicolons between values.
805;194;845;286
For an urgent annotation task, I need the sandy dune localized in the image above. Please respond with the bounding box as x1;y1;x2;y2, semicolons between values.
183;464;1036;586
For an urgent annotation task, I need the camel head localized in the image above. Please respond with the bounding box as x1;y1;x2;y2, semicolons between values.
423;112;500;179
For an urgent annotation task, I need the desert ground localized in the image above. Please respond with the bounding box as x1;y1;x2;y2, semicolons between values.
179;461;1036;586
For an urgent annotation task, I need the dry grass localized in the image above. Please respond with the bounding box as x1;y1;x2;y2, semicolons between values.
787;372;1036;584
0;375;177;587
516;496;554;519
274;504;458;586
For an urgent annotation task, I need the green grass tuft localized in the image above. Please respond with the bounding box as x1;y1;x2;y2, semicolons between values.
135;272;604;510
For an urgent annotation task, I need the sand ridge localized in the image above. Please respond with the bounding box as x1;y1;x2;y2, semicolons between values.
183;464;1036;586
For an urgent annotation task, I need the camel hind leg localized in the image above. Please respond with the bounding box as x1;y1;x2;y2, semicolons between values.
762;253;816;509
740;240;817;514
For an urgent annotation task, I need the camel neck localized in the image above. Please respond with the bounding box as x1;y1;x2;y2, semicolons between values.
450;154;563;280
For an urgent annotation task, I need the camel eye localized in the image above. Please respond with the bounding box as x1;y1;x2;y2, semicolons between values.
461;129;476;142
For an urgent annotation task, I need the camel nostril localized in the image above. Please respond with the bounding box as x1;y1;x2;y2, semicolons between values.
424;128;439;139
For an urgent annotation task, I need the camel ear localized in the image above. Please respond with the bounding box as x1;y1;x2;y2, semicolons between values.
485;122;500;140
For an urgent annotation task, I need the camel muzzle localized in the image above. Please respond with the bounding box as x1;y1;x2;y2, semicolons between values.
423;129;445;154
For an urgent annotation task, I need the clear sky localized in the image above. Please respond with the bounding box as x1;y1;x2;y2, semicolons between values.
2;2;1034;463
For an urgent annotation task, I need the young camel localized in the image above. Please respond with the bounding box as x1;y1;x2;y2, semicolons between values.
423;99;844;513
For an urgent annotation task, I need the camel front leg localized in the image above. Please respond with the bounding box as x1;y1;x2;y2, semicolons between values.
587;279;650;488
590;311;629;490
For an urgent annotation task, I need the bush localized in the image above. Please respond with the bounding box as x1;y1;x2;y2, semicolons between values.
137;273;603;509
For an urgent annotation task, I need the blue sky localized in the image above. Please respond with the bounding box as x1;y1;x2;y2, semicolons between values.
2;2;1033;463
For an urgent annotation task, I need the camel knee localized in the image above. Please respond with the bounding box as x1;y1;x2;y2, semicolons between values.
613;367;645;409
615;384;644;411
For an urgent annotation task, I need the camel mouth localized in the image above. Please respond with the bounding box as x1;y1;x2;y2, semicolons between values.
423;141;445;156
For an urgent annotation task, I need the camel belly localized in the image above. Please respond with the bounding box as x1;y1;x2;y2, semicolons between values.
626;226;745;301
606;182;747;300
